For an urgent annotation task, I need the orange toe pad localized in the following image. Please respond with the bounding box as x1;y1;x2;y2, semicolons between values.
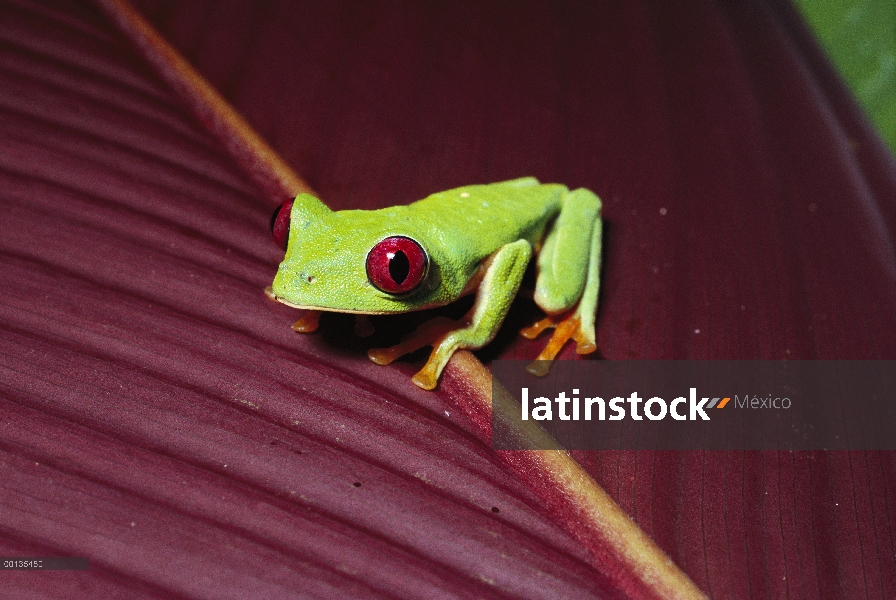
521;313;596;376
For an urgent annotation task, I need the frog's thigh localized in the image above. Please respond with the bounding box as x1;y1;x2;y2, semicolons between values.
573;210;602;343
412;239;532;390
534;188;601;314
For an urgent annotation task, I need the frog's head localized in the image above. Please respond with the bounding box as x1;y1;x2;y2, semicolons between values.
268;194;445;314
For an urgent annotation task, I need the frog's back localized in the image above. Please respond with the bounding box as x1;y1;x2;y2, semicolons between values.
407;178;565;256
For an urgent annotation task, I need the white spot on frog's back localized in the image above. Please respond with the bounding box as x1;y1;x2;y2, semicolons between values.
460;192;470;198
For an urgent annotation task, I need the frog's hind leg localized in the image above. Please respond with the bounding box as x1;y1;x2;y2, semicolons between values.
368;239;532;390
521;188;601;376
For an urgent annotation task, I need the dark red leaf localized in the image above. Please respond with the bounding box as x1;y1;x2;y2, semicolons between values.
117;0;896;596
0;1;624;598
3;0;896;598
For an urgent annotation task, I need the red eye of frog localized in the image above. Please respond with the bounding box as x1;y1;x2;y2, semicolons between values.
366;236;428;294
270;199;294;250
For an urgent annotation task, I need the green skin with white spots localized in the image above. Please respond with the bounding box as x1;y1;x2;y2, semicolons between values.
270;176;602;388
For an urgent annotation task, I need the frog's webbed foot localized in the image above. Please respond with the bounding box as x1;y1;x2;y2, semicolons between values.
368;316;457;366
292;310;322;332
521;310;597;376
368;316;460;389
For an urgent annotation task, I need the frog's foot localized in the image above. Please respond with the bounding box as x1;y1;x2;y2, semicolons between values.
292;310;322;333
368;316;457;368
520;315;558;339
521;311;597;376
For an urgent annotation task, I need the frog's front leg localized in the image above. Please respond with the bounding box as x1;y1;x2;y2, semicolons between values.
368;239;532;390
521;188;602;376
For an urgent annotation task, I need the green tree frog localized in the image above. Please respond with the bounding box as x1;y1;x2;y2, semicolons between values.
266;177;602;390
